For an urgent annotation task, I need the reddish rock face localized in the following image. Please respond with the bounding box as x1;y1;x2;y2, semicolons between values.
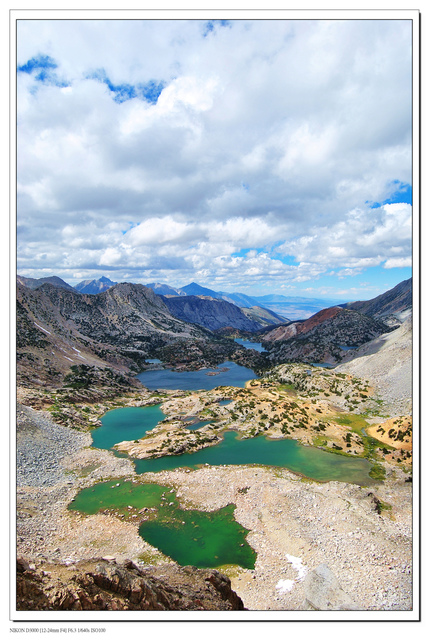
263;306;343;343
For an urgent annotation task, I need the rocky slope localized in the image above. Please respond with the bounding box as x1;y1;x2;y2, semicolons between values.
16;281;221;386
163;294;264;331
261;307;392;365
336;315;412;416
339;278;412;324
17;557;244;611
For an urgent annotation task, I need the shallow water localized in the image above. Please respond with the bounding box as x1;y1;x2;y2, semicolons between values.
91;405;165;451
311;362;335;369
185;420;214;431
134;430;374;485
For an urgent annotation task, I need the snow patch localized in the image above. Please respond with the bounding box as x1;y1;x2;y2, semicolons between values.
34;322;51;335
275;555;308;597
286;554;307;580
276;579;295;593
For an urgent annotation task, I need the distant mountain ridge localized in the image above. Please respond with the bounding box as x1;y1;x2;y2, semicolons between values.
339;278;412;321
146;283;186;297
259;278;412;365
74;276;118;294
162;295;264;332
16;275;75;291
262;306;393;365
17;274;411;325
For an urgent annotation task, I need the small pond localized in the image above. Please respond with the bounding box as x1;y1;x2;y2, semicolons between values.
234;338;267;353
91;405;165;451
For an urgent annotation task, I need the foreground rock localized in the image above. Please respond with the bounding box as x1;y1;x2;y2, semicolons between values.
303;564;362;610
17;557;244;611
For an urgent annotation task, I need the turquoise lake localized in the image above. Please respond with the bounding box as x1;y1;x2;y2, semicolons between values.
91;405;165;451
133;430;374;485
91;405;374;486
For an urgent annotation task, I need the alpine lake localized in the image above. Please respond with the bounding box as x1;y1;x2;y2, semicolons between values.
70;357;375;570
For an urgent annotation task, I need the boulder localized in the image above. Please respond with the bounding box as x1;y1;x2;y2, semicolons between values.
303;564;363;610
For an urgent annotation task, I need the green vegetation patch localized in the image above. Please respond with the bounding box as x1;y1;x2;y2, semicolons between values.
369;464;386;482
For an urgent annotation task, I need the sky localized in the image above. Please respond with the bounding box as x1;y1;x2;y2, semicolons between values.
15;16;414;301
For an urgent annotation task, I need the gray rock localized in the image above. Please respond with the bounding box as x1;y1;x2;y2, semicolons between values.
303;564;363;610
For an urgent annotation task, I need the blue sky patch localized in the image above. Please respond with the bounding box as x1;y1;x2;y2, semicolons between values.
367;181;412;208
139;80;165;104
88;69;165;104
231;248;258;258
203;20;231;37
18;54;69;87
18;54;57;74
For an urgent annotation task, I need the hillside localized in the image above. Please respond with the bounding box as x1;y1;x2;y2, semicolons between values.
339;278;411;323
262;307;392;365
336;316;412;416
162;295;264;332
17;275;75;291
16;282;224;386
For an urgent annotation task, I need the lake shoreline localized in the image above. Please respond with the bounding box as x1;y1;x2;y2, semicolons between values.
16;358;413;611
16;399;413;611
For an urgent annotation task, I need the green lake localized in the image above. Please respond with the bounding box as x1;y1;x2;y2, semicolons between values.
81;369;377;569
69;480;256;569
134;430;374;485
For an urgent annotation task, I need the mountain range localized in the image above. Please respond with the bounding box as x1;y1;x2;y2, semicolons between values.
16;281;211;387
339;278;412;324
16;275;412;386
16;275;345;321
